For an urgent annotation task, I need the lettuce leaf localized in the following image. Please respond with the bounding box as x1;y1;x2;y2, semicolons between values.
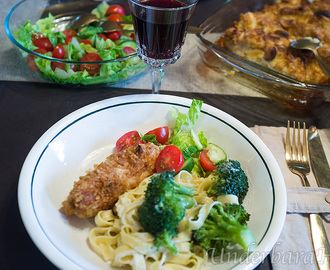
169;99;206;151
168;99;209;177
77;26;103;38
91;1;109;20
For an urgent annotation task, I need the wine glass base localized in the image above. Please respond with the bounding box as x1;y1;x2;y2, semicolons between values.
137;47;181;68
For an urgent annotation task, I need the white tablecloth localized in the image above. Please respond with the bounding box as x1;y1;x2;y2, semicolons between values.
251;126;330;270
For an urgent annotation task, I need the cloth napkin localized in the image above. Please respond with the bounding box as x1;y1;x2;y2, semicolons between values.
250;126;330;270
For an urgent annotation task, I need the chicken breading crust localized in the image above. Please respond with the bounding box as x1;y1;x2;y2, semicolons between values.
61;142;161;218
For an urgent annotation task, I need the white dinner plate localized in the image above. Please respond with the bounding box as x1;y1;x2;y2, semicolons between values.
18;94;286;270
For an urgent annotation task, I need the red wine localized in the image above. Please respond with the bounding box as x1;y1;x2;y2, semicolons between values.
140;0;185;8
132;0;190;59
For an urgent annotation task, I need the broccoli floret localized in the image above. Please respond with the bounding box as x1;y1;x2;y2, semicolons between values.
192;203;256;256
207;160;249;204
139;170;197;253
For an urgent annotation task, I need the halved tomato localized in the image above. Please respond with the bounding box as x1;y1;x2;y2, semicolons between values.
144;126;169;144
105;31;121;41
107;14;123;22
31;33;45;43
80;40;93;46
155;145;184;173
65;36;73;45
51;61;77;72
62;30;77;45
62;29;77;38
80;53;102;76
199;150;217;171
33;37;53;52
97;33;107;41
106;4;125;16
52;43;64;59
26;48;47;71
116;130;141;152
122;46;136;56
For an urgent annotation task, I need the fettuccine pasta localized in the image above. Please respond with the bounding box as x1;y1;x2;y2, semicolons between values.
88;171;238;270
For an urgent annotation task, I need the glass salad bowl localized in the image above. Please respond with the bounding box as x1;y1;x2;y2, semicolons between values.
5;0;148;86
196;0;330;109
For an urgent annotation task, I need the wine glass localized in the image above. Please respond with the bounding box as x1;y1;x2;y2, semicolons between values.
128;0;198;94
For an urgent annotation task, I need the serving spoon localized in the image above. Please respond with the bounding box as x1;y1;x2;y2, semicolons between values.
66;13;203;34
66;13;99;29
290;37;330;77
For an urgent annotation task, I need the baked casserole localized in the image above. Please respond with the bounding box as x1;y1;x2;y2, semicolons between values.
216;0;330;85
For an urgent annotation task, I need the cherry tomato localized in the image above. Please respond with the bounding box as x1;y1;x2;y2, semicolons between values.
31;33;45;43
65;36;73;45
33;36;53;52
27;55;39;71
79;40;93;46
107;14;124;22
105;31;121;41
130;33;135;40
199;150;217;171
34;48;48;54
155;145;184;173
116;130;141;152
52;43;64;59
106;4;125;16
97;33;107;41
26;48;47;71
144;126;169;144
51;61;77;72
80;53;102;76
62;29;77;38
62;30;77;45
122;46;136;55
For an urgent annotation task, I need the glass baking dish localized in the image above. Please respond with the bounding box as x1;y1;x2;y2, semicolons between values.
196;0;330;109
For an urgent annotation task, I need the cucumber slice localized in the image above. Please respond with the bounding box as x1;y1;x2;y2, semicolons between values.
181;157;194;173
206;143;227;165
114;36;129;45
119;40;137;50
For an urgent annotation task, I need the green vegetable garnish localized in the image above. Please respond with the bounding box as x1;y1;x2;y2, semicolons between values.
139;171;196;254
207;160;249;204
193;203;256;256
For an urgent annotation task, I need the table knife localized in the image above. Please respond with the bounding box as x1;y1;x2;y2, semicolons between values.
308;126;330;270
308;126;330;189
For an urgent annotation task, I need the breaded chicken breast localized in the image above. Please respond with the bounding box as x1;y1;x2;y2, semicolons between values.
61;142;160;218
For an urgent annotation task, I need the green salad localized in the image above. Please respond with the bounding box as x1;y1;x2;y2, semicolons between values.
15;1;147;85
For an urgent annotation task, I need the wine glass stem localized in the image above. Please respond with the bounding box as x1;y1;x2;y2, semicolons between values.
151;67;164;94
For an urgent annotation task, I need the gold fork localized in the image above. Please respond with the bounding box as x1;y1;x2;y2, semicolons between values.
285;120;330;270
285;120;311;187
